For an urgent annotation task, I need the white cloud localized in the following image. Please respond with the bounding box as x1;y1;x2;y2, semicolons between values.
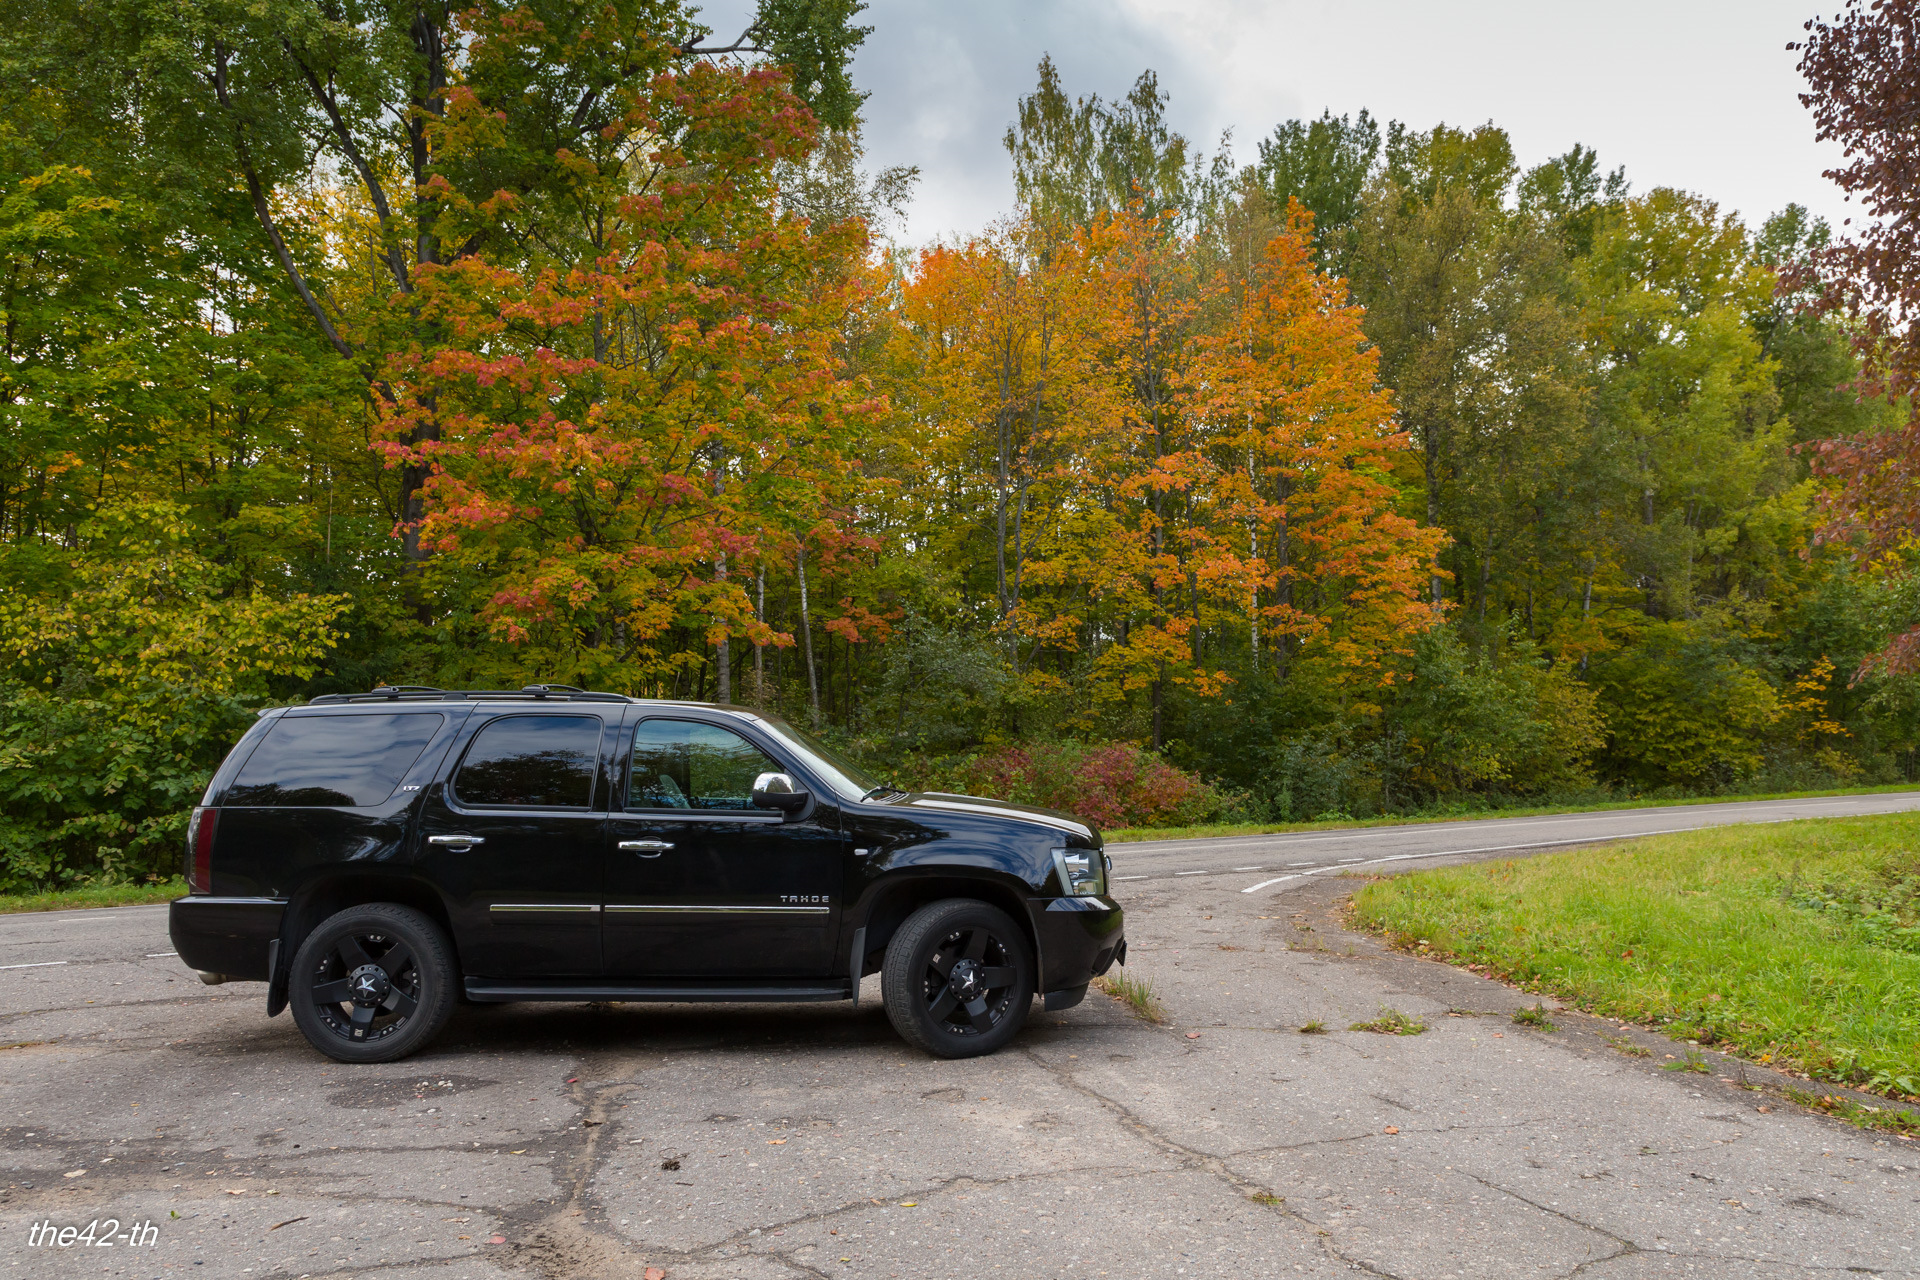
702;0;1853;243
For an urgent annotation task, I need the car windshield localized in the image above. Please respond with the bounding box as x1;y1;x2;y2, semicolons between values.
753;714;887;802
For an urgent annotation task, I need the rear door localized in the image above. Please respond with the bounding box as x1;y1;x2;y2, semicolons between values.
419;711;609;978
602;716;842;978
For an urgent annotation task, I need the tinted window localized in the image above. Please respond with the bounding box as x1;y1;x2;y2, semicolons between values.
753;713;883;801
455;716;603;808
629;720;778;811
226;713;446;808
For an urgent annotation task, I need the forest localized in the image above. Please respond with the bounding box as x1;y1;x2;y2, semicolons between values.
4;0;1918;891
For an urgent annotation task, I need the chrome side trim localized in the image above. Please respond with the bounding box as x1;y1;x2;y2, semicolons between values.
611;810;783;824
489;903;600;914
604;904;831;915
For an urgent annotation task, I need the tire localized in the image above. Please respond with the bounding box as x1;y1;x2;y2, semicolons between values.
288;904;457;1064
881;899;1034;1059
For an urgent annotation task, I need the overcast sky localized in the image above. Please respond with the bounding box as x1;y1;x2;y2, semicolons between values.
702;0;1855;245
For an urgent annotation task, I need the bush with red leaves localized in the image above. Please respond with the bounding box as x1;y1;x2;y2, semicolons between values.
907;741;1230;830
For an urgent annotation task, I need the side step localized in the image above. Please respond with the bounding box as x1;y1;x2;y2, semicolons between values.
464;978;853;1004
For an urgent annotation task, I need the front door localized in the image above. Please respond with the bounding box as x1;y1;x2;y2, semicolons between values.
603;717;842;977
419;711;608;977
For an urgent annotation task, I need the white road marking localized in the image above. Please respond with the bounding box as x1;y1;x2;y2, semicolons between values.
145;952;177;958
1175;871;1209;876
1232;866;1264;871
1114;875;1150;881
0;961;68;970
1242;827;1704;893
1287;862;1315;867
1338;857;1367;863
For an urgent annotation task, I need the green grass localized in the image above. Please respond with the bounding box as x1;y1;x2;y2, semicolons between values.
1512;1004;1557;1031
1093;970;1165;1023
1352;813;1920;1101
0;878;187;914
1104;781;1920;844
1349;1006;1427;1035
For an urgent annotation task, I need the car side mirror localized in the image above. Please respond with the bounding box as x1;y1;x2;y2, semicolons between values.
752;771;809;815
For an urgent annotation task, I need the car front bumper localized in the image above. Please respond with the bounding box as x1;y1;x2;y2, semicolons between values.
169;896;285;982
1028;895;1125;1008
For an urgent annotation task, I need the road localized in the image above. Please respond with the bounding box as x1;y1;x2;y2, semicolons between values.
2;794;1918;1279
1109;789;1920;891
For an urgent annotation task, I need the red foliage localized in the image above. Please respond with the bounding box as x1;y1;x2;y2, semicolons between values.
1791;2;1920;675
929;741;1218;831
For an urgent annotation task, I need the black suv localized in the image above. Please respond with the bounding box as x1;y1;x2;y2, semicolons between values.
170;686;1126;1063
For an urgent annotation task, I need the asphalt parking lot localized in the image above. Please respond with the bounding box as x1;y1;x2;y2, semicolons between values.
5;796;1920;1279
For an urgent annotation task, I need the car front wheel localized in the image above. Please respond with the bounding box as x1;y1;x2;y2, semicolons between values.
288;903;456;1064
881;899;1034;1058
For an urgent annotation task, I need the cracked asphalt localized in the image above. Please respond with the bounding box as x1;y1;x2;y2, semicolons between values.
5;804;1920;1279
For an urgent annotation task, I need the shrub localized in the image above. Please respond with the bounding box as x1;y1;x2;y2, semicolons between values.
902;739;1230;830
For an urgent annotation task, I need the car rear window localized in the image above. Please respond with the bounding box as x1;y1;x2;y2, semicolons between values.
453;715;603;809
225;713;446;807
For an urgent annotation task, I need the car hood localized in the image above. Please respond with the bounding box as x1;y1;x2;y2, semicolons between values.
892;791;1098;844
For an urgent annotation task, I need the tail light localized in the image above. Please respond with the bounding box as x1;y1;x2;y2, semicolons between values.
186;807;219;894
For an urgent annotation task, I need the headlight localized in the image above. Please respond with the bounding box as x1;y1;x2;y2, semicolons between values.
1051;847;1106;897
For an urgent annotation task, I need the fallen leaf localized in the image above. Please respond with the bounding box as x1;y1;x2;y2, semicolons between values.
511;1149;526;1155
62;1171;84;1179
225;1189;245;1196
489;1235;507;1245
566;1077;579;1084
1185;1032;1201;1040
1383;1126;1399;1135
899;1201;917;1207
267;1217;306;1232
767;1139;787;1145
644;1269;666;1280
582;1119;602;1127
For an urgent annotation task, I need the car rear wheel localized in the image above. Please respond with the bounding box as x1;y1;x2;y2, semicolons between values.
882;899;1033;1058
288;904;456;1064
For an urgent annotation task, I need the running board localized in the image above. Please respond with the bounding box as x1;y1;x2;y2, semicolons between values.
463;978;853;1004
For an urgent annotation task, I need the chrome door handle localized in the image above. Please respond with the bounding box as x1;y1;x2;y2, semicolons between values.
428;834;485;846
619;840;674;856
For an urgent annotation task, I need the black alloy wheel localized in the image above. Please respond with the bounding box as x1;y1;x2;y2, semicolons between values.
882;899;1034;1058
288;903;456;1064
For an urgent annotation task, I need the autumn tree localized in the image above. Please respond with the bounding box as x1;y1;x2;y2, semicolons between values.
1792;0;1920;675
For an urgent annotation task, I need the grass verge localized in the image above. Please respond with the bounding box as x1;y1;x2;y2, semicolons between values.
1351;812;1920;1104
1094;970;1164;1023
0;878;187;914
1104;781;1920;844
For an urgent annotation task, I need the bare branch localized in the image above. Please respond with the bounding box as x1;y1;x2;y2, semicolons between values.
209;42;357;364
683;22;764;56
283;41;412;294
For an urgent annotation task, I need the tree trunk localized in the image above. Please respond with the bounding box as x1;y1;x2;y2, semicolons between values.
1424;420;1443;605
797;543;821;727
715;550;730;705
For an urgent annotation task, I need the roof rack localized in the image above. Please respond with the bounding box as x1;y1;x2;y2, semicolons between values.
308;685;634;706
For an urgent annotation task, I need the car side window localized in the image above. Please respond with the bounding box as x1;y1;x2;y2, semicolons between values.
225;712;446;807
453;715;603;809
629;720;779;811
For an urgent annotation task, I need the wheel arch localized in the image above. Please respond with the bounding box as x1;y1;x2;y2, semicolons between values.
851;871;1037;978
279;874;457;971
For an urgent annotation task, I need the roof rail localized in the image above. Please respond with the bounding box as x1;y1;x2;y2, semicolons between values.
308;685;634;706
